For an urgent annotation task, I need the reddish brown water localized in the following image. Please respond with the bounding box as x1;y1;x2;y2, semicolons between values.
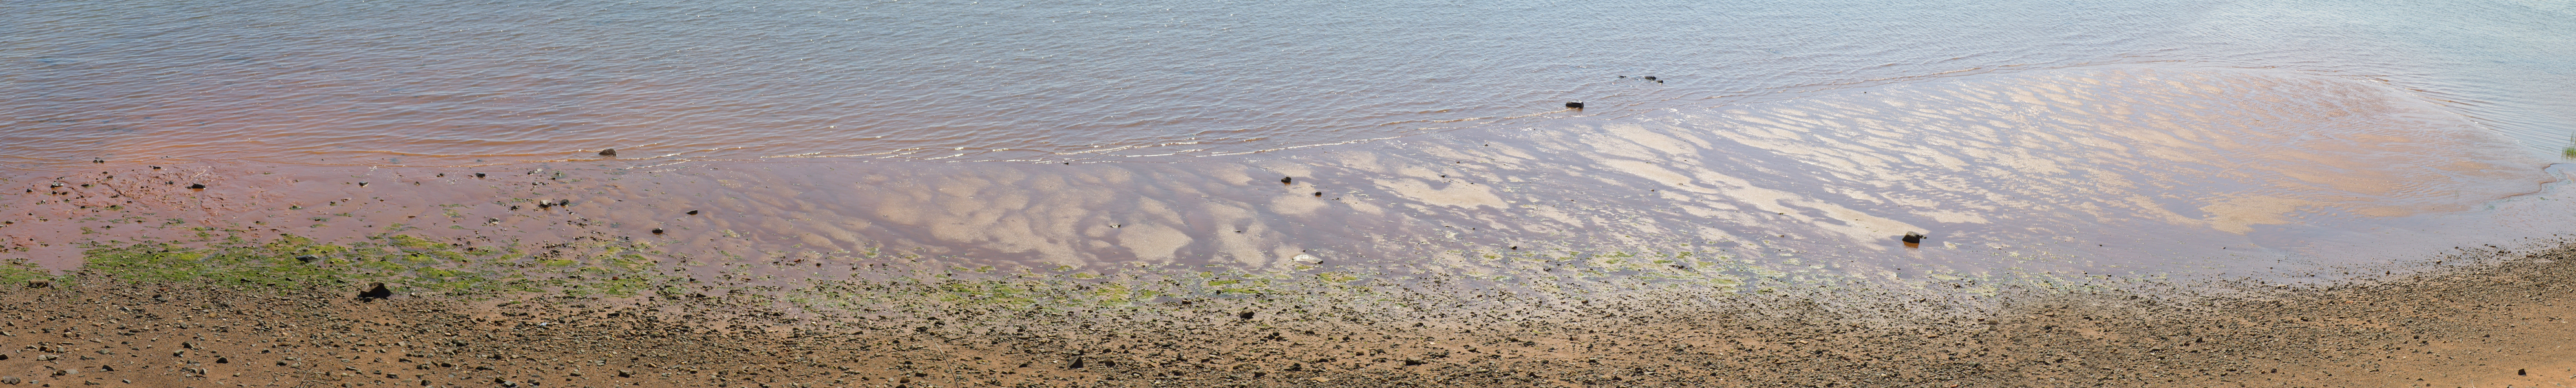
6;0;2576;288
8;66;2571;288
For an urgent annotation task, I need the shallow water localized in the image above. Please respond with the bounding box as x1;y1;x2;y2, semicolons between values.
5;0;2575;287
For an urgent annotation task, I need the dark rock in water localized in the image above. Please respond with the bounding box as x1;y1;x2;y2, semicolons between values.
599;148;617;156
1902;232;1926;244
356;283;392;301
1565;102;1584;109
92;158;104;164
1280;177;1292;185
1510;246;1519;250
356;182;368;187
537;202;551;209
186;183;206;189
295;255;321;263
1643;76;1657;80
687;210;699;215
651;228;665;235
473;173;486;178
1239;311;1255;319
1314;192;1323;197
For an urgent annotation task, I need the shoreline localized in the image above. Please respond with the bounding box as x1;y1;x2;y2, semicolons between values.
3;238;2573;387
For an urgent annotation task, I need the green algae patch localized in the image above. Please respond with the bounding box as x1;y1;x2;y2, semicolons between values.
0;257;55;285
72;233;681;299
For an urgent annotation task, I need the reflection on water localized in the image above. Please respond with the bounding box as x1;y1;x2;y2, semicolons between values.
5;66;2566;288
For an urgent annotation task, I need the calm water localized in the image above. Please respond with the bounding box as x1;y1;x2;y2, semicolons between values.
5;0;2576;286
8;0;2571;166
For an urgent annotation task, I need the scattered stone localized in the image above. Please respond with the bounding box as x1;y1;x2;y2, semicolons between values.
1292;254;1322;265
357;182;369;187
1239;311;1256;319
474;173;487;178
357;283;393;301
215;358;227;364
1565;102;1584;109
651;228;665;235
617;370;633;378
687;210;699;215
1643;76;1657;80
0;376;16;384
1902;232;1925;244
1281;177;1293;185
35;355;57;361
599;149;617;157
295;255;321;263
26;279;48;288
186;183;205;189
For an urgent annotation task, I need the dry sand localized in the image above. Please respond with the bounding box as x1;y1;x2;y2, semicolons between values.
2;241;2573;388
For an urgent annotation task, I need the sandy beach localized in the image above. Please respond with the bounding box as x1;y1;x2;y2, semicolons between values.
3;237;2573;387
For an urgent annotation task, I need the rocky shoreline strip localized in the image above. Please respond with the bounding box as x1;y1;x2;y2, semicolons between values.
1;239;2573;387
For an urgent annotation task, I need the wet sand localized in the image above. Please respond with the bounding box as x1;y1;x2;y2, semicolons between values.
3;239;2573;387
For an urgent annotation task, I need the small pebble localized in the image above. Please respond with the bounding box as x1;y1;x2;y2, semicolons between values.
599;148;617;157
187;183;206;189
357;283;393;301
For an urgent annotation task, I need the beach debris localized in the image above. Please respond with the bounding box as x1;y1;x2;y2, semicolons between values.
25;279;50;288
186;183;206;189
1565;102;1584;109
1902;232;1926;244
1281;177;1292;185
356;283;393;301
599;148;617;157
